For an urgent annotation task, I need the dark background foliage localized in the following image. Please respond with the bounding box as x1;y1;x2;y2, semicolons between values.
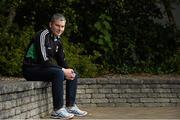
0;0;179;77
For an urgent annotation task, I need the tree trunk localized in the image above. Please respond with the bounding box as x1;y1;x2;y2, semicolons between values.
8;7;16;25
162;0;180;73
162;0;180;53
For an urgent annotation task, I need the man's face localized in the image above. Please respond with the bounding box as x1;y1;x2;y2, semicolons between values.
49;20;66;36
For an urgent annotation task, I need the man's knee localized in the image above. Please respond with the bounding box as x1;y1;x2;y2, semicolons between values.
50;67;64;79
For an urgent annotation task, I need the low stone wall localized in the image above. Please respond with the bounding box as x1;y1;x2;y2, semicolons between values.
0;79;52;119
0;76;180;119
77;77;180;107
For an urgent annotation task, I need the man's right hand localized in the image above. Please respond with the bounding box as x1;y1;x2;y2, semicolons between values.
62;68;76;80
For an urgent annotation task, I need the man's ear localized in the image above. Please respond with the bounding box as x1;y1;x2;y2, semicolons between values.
49;22;52;28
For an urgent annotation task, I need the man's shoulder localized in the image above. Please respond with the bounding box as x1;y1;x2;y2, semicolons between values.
37;29;50;35
33;29;50;41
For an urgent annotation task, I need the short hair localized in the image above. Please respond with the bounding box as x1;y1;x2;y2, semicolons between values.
50;13;66;22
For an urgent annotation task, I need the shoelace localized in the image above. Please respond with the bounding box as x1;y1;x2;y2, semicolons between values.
57;108;72;117
70;105;84;114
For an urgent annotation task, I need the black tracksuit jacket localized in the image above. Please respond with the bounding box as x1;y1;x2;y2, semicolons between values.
23;29;68;68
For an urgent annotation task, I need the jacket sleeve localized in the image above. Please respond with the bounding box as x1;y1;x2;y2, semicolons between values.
56;42;68;68
34;29;52;65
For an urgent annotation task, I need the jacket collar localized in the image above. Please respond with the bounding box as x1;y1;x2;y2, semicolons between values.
48;28;61;41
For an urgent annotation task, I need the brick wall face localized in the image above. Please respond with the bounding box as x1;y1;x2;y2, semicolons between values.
76;78;180;107
0;77;180;119
0;81;52;119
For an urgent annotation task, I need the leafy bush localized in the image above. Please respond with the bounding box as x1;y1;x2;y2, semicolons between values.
62;37;102;77
0;25;34;76
0;24;101;77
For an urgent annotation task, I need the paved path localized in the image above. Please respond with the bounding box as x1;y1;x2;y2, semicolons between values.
73;107;180;119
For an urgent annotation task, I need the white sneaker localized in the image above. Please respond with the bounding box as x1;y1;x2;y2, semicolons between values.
51;107;74;119
67;104;88;117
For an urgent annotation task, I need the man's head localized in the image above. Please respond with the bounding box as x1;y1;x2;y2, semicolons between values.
49;13;66;37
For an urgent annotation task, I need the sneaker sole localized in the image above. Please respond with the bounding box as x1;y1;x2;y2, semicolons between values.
73;112;88;117
51;115;74;119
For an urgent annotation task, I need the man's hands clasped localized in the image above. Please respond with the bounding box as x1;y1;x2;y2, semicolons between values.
62;68;76;80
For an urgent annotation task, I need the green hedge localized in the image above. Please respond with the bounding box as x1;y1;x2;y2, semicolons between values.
0;24;34;76
0;25;101;77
